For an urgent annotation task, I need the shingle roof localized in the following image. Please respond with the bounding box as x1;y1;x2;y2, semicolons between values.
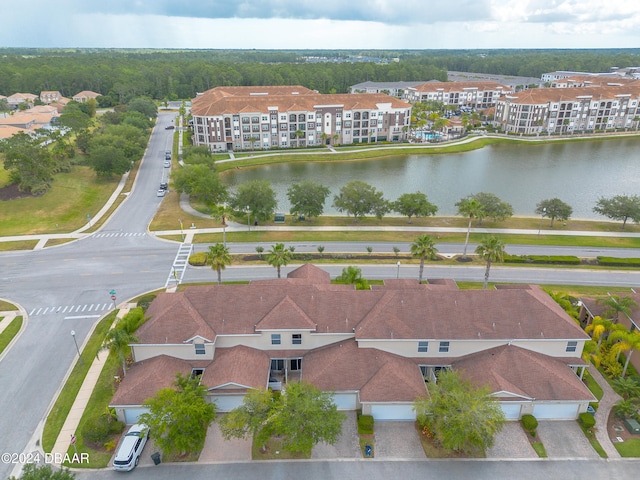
452;345;594;401
504;84;640;104
409;81;511;93
302;339;426;402
202;345;270;390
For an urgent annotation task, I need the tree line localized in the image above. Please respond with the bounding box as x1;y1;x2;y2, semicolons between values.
1;48;638;103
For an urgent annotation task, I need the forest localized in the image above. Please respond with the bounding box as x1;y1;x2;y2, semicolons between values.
1;48;639;104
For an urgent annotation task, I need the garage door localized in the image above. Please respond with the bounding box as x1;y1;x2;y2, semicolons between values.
532;403;579;420
124;407;148;425
211;395;245;412
332;393;357;410
500;403;522;420
370;404;415;421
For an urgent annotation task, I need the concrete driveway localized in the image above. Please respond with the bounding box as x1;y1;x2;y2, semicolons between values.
536;421;598;458
486;422;536;458
312;411;361;458
373;422;425;459
198;417;252;462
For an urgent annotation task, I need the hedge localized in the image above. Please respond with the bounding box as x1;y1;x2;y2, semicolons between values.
521;414;538;436
578;412;596;429
504;254;580;265
188;251;208;266
597;256;640;267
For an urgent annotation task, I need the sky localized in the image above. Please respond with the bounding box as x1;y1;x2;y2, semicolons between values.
1;0;639;50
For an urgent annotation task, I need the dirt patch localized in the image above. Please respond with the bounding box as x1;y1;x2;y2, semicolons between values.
0;183;35;201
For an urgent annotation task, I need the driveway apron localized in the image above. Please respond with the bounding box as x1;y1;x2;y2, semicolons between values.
486;422;536;458
536;421;598;458
312;411;361;459
199;418;252;462
373;422;425;459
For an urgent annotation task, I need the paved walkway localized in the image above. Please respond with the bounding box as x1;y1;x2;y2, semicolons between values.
589;367;622;458
50;304;134;463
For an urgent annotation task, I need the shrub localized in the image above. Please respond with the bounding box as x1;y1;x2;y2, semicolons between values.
109;420;125;435
81;415;110;444
503;254;580;265
597;256;640;267
578;412;596;429
136;294;157;311
188;251;208;266
521;414;538;436
358;414;374;435
104;440;116;452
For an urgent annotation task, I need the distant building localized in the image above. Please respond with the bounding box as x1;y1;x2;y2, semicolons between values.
72;90;101;103
7;93;38;109
349;81;424;97
191;86;412;151
404;81;512;109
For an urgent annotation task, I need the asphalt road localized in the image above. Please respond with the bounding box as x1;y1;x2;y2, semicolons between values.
1;113;640;478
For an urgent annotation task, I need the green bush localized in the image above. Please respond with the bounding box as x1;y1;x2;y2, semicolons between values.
521;414;538;436
189;252;208;266
108;420;125;435
82;415;110;444
358;414;374;435
136;294;157;311
578;412;596;429
597;256;640;267
504;254;580;265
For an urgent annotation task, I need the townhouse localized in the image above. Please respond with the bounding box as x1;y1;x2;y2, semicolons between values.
190;86;412;151
110;264;594;424
72;90;101;103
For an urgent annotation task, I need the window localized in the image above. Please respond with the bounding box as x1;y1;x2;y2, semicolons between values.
418;341;428;353
271;334;281;345
191;368;204;378
566;341;578;353
290;358;301;370
438;341;450;353
292;334;302;345
194;343;205;355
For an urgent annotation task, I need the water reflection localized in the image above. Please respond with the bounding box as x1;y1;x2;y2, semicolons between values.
221;138;640;219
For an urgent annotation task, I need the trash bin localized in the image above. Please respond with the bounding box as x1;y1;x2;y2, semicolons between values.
365;444;372;457
151;452;161;465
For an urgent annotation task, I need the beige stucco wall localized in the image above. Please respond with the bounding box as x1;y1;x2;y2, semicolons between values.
215;331;353;350
356;338;586;359
132;343;214;362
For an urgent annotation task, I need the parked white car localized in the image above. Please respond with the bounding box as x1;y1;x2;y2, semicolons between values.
113;424;149;472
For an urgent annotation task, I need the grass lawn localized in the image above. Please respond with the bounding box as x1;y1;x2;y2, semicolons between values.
0;166;119;235
615;438;640;457
0;300;18;310
359;435;374;458
584;372;605;401
42;311;117;453
577;422;608;458
251;436;310;460
531;442;547;457
0;316;23;355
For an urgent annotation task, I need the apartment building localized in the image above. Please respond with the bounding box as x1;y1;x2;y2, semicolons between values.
404;81;512;108
495;83;640;135
190;86;412;151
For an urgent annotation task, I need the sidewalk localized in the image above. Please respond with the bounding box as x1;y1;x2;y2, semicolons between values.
588;367;622;458
50;304;135;463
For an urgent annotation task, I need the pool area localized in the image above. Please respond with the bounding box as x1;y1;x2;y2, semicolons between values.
414;131;442;141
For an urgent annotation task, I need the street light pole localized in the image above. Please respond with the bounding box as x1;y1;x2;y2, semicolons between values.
396;261;401;279
246;206;250;232
70;330;82;364
538;207;546;235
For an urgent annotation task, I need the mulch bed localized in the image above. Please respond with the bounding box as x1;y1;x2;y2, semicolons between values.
607;408;640;443
0;183;35;201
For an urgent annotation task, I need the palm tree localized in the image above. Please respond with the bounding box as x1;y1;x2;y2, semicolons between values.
585;316;619;349
475;236;505;289
207;243;232;285
410;234;438;284
456;197;484;259
266;243;292;278
609;329;640;377
102;328;139;376
598;295;638;323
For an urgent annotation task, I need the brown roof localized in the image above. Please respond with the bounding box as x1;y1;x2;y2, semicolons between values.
303;339;426;402
110;355;193;406
504;84;640;105
355;286;588;341
452;345;594;402
191;86;410;117
202;345;270;390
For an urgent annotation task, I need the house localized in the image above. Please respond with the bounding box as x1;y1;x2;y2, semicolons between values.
0;106;60;133
40;91;63;104
190;86;412;151
6;93;38;109
349;81;425;97
110;264;594;424
72;90;101;103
